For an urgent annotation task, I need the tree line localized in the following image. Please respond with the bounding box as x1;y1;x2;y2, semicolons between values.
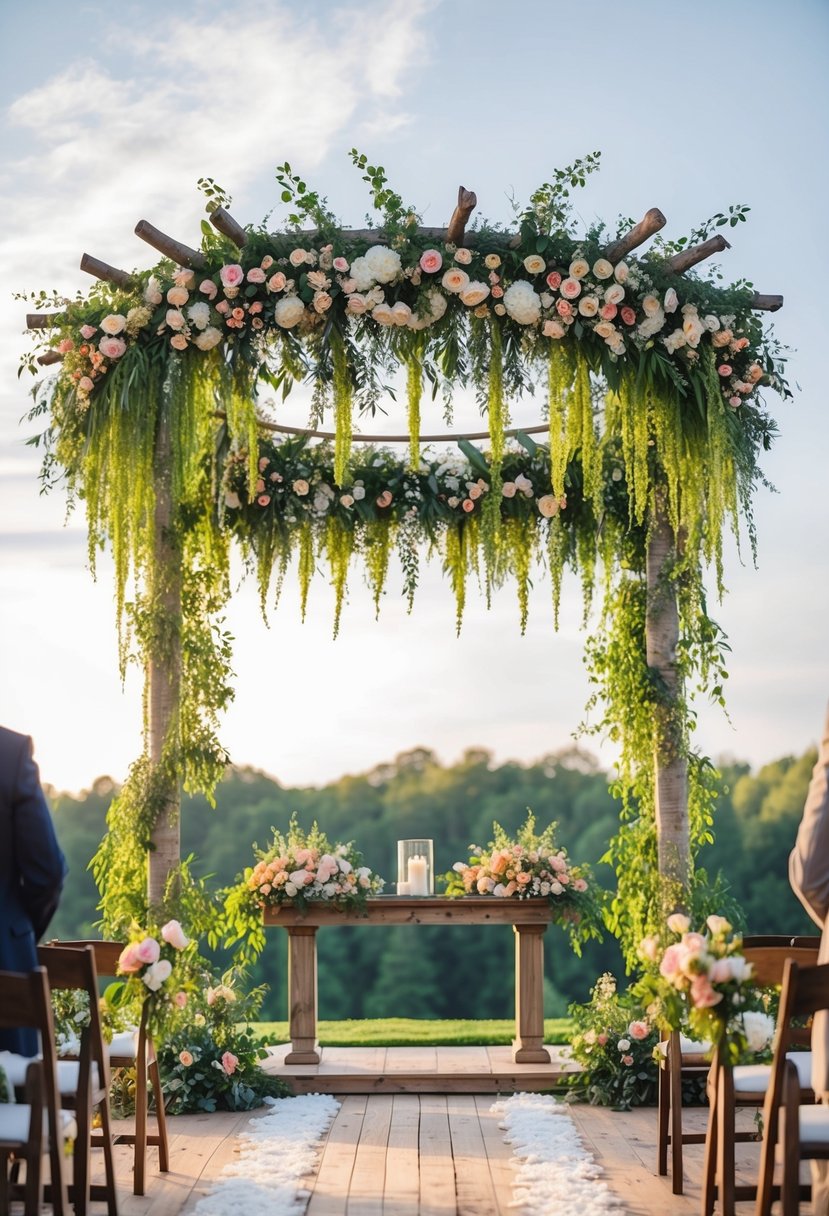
46;743;817;1021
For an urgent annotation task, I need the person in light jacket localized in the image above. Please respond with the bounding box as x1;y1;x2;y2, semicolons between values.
0;725;67;1056
789;703;829;1214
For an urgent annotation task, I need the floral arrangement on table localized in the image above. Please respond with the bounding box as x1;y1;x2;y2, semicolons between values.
635;914;775;1064
158;969;287;1113
567;973;660;1110
237;814;385;917
442;812;601;951
106;918;199;1040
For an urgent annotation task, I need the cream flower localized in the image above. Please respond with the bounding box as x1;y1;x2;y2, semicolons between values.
537;494;560;518
664;287;679;313
578;295;599;317
391;302;412;325
523;254;547;275
100;314;127;335
682;313;705;347
503;280;542;324
614;261;629;283
187;302;211;331
542;319;566;339
194;326;223;350
569;258;590;279
166;309;187;331
98;336;126;359
371;303;395;325
484;253;501;269
273;297;306;329
641;294;661;316
442;267;470;294
348;256;374;291
592;258;614;280
167;286;190;308
454;247;473;265
604;283;625;305
459;281;490;307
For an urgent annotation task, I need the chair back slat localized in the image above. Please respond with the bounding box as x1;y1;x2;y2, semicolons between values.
54;939;124;978
742;939;821;988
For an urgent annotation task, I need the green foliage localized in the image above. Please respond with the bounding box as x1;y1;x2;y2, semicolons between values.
254;1017;573;1046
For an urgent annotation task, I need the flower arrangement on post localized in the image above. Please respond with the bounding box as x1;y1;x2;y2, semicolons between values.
442;811;601;951
158;969;288;1113
636;914;775;1064
567;973;660;1109
239;813;385;917
107;918;197;1040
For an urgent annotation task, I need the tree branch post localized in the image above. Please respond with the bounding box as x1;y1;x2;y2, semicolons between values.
146;396;183;908
646;490;691;895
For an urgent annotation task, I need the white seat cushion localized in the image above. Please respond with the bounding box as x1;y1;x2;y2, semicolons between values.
800;1104;829;1143
107;1030;139;1058
0;1105;77;1144
734;1052;813;1094
656;1035;712;1058
0;1051;102;1093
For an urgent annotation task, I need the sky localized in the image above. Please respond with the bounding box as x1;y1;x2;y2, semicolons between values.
0;0;827;795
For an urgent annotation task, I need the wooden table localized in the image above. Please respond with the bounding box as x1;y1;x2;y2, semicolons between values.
263;896;554;1065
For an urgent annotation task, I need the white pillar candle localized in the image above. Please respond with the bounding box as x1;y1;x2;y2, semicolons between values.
397;881;411;895
408;854;429;896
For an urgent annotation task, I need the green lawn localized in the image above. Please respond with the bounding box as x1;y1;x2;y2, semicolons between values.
251;1017;573;1047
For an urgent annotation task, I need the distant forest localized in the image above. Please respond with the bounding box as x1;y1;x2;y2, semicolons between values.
46;744;818;1021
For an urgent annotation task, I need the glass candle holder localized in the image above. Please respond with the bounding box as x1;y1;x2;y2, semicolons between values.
397;839;434;896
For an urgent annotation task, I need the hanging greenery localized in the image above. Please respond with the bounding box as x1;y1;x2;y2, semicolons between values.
20;151;790;955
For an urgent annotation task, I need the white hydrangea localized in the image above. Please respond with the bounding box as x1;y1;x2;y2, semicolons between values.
194;326;223;351
503;280;542;325
741;1010;775;1054
274;297;306;329
187;302;211;331
364;244;402;284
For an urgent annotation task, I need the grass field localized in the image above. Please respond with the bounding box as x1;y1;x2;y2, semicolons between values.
251;1017;573;1046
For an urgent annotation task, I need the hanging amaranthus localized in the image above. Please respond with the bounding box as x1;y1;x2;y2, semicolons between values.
330;328;353;487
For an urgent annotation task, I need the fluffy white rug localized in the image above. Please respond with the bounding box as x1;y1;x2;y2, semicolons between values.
492;1092;623;1215
193;1093;340;1216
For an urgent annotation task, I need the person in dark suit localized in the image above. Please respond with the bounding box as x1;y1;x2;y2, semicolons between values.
0;725;67;1056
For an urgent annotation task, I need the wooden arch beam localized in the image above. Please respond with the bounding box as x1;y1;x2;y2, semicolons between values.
604;207;667;264
79;254;135;290
134;220;206;270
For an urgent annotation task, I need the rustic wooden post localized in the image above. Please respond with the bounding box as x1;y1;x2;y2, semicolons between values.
646;489;690;893
146;396;182;907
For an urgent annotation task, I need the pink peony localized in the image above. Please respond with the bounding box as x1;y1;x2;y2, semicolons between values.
419;249;443;274
219;264;244;289
221;1051;239;1076
622;1054;635;1066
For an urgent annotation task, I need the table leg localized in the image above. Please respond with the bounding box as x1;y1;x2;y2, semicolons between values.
284;926;320;1064
512;923;551;1063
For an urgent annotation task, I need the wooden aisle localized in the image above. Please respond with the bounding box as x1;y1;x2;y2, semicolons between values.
41;1093;815;1215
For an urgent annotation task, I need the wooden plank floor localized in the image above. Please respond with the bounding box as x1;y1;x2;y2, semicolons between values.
263;1043;578;1094
27;1095;817;1214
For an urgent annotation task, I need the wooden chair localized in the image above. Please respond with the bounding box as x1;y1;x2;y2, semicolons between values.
756;957;829;1216
59;940;169;1196
656;1027;712;1193
701;935;820;1216
0;967;69;1215
38;943;119;1216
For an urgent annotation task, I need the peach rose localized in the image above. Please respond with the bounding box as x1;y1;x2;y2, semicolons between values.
376;490;393;509
628;1020;649;1041
167;286;189;307
199;280;218;299
247;267;266;283
454;247;473;265
179;1050;194;1066
559;277;581;299
170;333;189;351
442;268;470;293
221;1051;239;1076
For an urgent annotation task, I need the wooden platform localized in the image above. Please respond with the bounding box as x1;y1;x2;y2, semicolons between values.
27;1090;817;1214
263;1043;578;1094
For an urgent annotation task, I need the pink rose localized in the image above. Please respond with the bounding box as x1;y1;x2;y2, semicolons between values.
167;286;189;307
728;396;741;408
78;376;94;392
98;336;126;359
718;364;733;377
267;272;287;293
501;482;517;498
247;267;266;283
620;306;636;326
80;324;97;339
691;974;723;1009
219;264;244;289
543;319;566;339
333;256;349;273
161;920;190;950
117;943;143;974
200;280;218;299
600;304;618;320
221;1052;239;1076
622;1054;635;1067
135;937;161;965
708;958;733;983
170;334;188;350
659;943;682;980
289;248;308;267
732;336;750;351
419;249;443;274
174;991;188;1009
556;299;573;318
546;270;562;290
597;1033;608;1046
57;338;74;354
628;1021;649;1041
179;1050;193;1067
215;300;230;316
573;878;588;892
260;255;274;270
454;247;473;265
461;498;475;513
376;490;393;508
559;277;582;299
257;494;271;507
293;478;309;496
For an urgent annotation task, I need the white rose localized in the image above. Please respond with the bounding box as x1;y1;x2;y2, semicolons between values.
523;254;547;275
423;290;447;323
664;287;679;313
578;295;599;317
142;959;173;992
729;956;754;983
617;1038;631;1052
352;486;365;501
364;244;402;284
459;281;490;307
741;1011;775;1054
683;313;706;348
642;294;661;317
614;262;629;283
703;315;721;332
195;326;223;351
592;258;614;280
604;283;625;306
569;258;590;279
503;280;541;325
274;297;306;329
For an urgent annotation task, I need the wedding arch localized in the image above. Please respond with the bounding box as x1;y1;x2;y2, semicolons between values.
23;152;787;959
